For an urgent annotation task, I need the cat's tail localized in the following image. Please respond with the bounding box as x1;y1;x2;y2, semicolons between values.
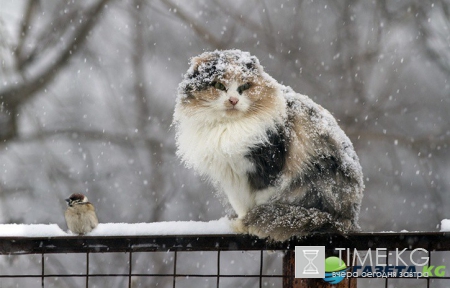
242;203;356;242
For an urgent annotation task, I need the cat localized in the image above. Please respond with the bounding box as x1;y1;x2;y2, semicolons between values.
173;49;364;241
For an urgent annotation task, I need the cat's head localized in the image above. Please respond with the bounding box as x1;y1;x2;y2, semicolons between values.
176;50;281;123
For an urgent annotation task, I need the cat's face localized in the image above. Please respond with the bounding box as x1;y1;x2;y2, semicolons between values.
177;50;279;123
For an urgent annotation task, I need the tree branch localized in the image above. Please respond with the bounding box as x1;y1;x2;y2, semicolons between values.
0;0;111;109
9;129;175;152
160;0;224;49
15;0;38;71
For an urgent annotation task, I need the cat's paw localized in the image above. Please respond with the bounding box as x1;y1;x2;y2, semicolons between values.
247;225;270;239
230;218;272;239
230;218;248;234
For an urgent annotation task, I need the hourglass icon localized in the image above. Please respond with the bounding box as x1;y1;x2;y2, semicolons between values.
303;250;319;274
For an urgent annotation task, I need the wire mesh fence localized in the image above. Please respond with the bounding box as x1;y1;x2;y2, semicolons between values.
1;232;450;287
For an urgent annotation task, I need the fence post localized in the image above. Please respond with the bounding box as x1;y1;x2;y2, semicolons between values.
282;250;357;288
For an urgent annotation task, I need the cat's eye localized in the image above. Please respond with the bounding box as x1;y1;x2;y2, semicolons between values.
213;82;227;91
237;83;251;94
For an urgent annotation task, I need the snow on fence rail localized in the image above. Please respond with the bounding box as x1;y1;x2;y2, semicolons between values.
1;227;450;287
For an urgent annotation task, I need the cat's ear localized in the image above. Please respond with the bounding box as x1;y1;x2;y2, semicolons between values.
189;56;203;70
246;56;258;70
181;55;212;98
189;54;214;74
187;56;199;74
186;54;212;82
186;56;201;80
244;55;262;74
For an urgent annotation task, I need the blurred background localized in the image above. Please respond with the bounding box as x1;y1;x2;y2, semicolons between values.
0;0;449;287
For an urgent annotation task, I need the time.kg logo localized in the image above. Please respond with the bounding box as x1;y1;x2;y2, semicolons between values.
323;256;348;284
295;246;325;278
295;246;446;283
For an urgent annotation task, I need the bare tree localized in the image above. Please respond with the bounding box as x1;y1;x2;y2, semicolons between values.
1;0;450;287
0;0;111;141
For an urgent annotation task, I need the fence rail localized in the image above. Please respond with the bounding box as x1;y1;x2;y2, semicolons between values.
1;232;450;288
2;232;450;254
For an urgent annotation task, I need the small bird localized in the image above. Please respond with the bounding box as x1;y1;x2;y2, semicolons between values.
64;193;98;235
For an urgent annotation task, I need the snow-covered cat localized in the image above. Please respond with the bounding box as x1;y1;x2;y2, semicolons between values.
173;50;364;241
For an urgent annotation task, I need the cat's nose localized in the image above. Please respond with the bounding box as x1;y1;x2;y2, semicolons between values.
229;97;239;106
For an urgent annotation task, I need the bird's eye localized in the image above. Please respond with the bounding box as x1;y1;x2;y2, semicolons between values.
212;82;227;91
237;83;251;94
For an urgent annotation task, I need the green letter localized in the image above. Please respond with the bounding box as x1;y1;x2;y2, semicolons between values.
434;266;446;277
422;266;434;277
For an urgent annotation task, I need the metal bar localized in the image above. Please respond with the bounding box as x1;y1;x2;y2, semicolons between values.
173;250;177;288
427;250;431;288
41;253;44;288
2;232;450;255
128;251;132;288
0;272;449;279
86;251;89;288
0;273;289;278
217;250;220;288
259;250;263;288
385;249;389;288
1;233;450;288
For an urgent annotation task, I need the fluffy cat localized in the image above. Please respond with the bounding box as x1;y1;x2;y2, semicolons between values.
173;49;364;241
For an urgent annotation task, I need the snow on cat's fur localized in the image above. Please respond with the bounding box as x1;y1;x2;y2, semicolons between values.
173;50;364;241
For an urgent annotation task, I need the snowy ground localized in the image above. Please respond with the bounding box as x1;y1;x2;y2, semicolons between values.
0;217;234;237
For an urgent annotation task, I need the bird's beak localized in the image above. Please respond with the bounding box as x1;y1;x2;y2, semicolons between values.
65;198;70;203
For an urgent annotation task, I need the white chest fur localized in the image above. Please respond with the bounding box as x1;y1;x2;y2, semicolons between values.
174;80;287;217
175;115;280;217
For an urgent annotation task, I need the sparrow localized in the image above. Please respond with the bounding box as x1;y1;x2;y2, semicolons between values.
64;193;98;235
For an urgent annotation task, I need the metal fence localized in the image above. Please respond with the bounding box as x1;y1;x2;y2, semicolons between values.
1;232;450;287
